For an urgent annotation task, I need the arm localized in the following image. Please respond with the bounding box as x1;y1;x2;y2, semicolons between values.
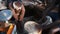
20;5;25;21
9;2;18;20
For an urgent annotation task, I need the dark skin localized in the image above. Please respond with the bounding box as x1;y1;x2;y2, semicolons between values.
9;2;25;21
49;27;60;34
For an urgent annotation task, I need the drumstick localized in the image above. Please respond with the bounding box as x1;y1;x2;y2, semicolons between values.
7;24;14;34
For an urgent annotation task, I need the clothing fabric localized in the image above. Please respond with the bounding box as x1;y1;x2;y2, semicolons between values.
0;0;7;10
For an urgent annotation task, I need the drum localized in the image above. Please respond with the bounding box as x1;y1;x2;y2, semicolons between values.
0;10;16;34
0;10;12;21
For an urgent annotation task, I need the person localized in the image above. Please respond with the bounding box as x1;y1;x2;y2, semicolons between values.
24;21;42;34
44;0;60;21
48;22;60;34
9;1;25;21
0;0;7;10
9;1;25;34
21;0;45;17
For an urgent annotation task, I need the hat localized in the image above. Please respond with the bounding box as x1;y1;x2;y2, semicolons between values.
13;1;22;10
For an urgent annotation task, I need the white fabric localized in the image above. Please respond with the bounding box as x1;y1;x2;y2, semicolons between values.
0;0;7;10
22;0;42;6
24;21;39;33
0;0;2;2
13;2;22;10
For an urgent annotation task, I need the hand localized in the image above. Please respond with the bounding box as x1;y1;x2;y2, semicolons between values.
20;16;23;21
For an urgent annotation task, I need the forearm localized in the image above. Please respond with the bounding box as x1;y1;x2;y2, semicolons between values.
20;10;25;21
20;5;25;21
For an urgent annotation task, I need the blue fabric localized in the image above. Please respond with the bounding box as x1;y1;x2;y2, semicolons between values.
0;10;12;21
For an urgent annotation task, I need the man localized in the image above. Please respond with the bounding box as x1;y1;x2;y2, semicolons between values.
9;1;25;21
9;1;25;34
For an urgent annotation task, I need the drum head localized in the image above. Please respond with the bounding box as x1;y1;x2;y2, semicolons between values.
0;10;12;21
